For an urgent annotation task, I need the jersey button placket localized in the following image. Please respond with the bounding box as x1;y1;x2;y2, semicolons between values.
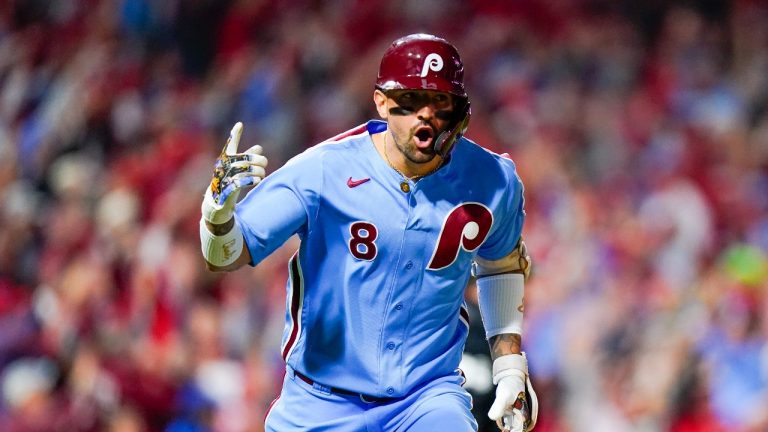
386;342;396;350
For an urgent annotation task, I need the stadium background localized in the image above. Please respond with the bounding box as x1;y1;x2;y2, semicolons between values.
0;0;767;431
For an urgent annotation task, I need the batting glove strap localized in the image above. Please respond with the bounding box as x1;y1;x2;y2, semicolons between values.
199;217;244;267
202;186;237;225
492;353;528;385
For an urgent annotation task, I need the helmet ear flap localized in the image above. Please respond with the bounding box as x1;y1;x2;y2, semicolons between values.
434;99;470;157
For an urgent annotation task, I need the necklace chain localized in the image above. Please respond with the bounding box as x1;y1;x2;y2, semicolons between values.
383;132;441;182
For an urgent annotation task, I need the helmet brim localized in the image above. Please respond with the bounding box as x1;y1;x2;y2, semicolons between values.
376;76;467;99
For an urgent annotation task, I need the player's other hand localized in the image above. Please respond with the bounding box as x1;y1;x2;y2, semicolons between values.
202;122;268;225
488;353;538;432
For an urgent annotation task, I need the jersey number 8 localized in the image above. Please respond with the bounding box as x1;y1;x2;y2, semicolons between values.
349;222;378;261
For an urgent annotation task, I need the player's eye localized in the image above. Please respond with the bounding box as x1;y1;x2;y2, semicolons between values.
387;91;453;118
432;95;452;110
394;92;416;105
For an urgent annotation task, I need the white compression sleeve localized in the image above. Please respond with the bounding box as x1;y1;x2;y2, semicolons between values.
477;273;524;339
199;217;244;267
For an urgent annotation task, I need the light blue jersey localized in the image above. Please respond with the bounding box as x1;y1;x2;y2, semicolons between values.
235;120;525;401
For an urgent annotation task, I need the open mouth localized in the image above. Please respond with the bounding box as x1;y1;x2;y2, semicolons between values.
414;127;435;146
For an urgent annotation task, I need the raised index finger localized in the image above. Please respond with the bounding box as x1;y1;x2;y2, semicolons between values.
225;122;244;155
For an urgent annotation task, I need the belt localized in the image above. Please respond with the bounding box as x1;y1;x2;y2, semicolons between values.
293;370;394;404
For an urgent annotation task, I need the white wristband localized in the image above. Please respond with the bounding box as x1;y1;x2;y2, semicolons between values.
477;273;524;339
199;217;244;267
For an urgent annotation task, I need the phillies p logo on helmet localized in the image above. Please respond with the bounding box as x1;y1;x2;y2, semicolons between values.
420;53;444;77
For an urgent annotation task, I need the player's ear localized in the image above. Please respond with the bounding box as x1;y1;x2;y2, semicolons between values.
373;89;389;119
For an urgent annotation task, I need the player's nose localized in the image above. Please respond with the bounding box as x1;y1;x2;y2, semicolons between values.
415;104;437;121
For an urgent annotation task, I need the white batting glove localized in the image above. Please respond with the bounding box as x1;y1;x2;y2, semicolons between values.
202;122;268;225
488;353;538;432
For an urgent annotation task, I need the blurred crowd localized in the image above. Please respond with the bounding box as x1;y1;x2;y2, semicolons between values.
1;0;767;431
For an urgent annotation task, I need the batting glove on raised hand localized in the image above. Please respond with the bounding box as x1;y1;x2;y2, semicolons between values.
202;122;268;225
488;353;538;432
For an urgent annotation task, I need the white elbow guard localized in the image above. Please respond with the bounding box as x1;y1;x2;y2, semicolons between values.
199;217;244;267
477;273;525;339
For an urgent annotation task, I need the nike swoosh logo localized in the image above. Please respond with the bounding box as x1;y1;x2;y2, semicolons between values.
347;177;371;188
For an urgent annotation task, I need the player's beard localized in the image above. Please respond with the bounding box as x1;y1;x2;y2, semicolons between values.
392;129;439;165
400;138;435;164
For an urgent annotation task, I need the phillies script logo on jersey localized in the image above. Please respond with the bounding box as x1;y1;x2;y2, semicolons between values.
427;202;493;270
421;53;444;77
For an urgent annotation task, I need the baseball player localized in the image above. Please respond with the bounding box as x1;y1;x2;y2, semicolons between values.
200;34;538;431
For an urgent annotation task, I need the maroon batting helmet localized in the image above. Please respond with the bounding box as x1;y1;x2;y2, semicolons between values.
376;33;466;98
376;34;470;156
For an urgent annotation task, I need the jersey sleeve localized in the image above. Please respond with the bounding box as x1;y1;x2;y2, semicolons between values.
476;157;526;261
234;148;323;265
